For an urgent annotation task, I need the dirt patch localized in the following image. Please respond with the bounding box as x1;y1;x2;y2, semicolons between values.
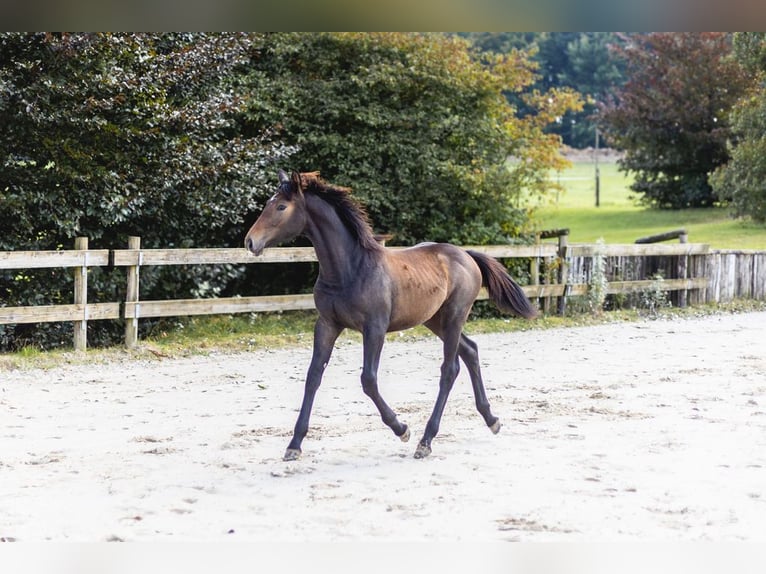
1;312;765;541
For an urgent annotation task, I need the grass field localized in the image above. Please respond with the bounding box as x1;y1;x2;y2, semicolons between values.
533;161;766;250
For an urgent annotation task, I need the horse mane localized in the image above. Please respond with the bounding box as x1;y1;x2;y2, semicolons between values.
299;172;382;252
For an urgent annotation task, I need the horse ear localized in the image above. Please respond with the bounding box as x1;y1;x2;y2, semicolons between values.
278;169;289;185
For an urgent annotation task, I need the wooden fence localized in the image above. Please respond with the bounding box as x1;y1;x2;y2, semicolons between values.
1;236;764;350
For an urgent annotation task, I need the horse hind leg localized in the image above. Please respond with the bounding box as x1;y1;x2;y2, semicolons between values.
416;316;464;459
420;321;501;458
458;333;501;434
415;351;460;459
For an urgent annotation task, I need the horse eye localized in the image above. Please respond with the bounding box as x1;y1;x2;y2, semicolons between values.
276;204;287;211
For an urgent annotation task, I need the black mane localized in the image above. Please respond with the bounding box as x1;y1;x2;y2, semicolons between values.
299;172;381;251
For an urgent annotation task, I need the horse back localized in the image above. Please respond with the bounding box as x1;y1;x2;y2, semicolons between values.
383;243;481;331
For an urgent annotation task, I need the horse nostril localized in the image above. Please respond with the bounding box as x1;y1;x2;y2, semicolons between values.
246;237;254;252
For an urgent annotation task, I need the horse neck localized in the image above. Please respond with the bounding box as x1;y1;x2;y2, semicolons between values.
303;193;373;286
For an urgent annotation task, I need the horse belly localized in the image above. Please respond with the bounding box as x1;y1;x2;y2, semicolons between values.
388;269;448;332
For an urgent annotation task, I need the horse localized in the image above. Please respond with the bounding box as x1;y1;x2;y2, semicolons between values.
245;170;537;460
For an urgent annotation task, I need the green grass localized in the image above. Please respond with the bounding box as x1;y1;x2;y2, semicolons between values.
534;162;766;250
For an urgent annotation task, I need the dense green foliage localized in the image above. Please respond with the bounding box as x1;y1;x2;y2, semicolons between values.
243;33;580;246
1;32;578;349
0;33;290;348
599;33;752;209
710;33;766;223
0;33;285;251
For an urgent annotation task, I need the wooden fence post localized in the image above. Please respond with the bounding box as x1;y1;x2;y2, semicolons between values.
530;241;540;309
125;236;141;349
543;256;554;315
538;229;570;315
678;252;689;308
557;232;570;316
73;237;88;351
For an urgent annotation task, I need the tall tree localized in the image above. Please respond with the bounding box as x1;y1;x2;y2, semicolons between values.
710;33;766;223
466;32;627;148
600;33;752;209
243;32;581;246
558;33;627;147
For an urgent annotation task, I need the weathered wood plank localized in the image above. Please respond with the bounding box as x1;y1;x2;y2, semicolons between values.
606;277;707;294
124;237;141;349
708;252;721;303
0;249;110;270
0;279;740;328
87;303;123;321
477;285;585;301
0;303;120;324
109;244;559;267
73;237;88;351
111;247;318;266
456;244;559;258
125;286;599;320
538;228;570;240
557;234;570;315
123;294;317;319
755;254;766;300
569;243;709;257
720;253;737;302
635;229;687;244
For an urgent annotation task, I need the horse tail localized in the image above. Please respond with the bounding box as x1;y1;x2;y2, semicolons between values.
467;250;538;319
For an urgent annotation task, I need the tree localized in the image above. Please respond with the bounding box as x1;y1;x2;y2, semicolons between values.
461;32;539;55
465;32;627;148
556;33;627;147
243;32;581;246
0;33;289;349
600;33;752;209
710;33;766;222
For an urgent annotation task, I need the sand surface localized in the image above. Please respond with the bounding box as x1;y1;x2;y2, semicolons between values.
2;311;765;542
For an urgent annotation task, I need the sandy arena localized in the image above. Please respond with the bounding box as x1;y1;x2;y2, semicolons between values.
1;311;765;542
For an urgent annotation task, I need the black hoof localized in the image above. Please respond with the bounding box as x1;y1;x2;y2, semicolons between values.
283;448;301;461
414;443;431;459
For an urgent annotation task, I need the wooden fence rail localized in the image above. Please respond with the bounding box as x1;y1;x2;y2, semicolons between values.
1;237;763;350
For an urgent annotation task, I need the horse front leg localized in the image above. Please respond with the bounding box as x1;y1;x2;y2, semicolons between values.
284;318;342;461
361;324;410;443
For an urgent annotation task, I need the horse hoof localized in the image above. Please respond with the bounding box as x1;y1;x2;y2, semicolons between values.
399;425;411;443
413;444;431;459
283;448;301;461
490;419;502;434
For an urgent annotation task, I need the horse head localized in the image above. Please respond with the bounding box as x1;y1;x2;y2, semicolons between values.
245;170;308;256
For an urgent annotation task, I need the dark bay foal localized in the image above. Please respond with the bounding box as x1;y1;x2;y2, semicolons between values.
245;170;537;460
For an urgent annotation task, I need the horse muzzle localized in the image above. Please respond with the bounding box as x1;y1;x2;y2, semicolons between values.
245;235;266;256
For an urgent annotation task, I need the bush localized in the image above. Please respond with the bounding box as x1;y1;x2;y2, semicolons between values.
0;33;290;349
